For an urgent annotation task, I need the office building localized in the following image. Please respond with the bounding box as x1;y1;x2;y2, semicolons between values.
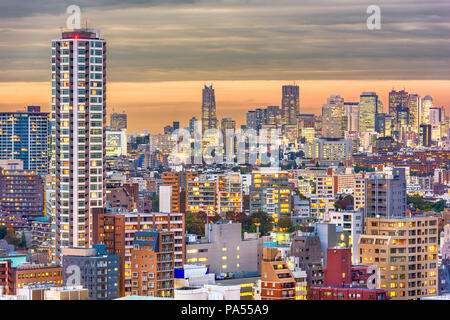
322;95;345;138
201;85;218;134
110;113;127;131
419;124;432;147
281;85;300;125
13;265;63;293
359;92;379;132
186;222;258;277
0;106;50;175
51;29;107;262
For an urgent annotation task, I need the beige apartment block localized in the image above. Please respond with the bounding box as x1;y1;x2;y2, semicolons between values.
358;217;439;300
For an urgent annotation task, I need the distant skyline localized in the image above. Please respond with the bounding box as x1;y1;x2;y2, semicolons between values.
0;1;449;132
1;80;449;133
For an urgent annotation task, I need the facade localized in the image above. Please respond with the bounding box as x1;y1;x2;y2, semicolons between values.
106;129;127;157
305;138;352;163
93;211;185;296
0;260;13;295
51;29;107;262
13;265;63;293
201;85;218;134
290;235;324;287
62;245;120;300
309;286;388;300
110;113;127;131
217;173;242;216
186;177;217;216
358;217;439;299
322;95;345;138
130;231;174;298
0;106;50;174
329;210;364;264
186;222;258;277
31;217;52;249
359;92;379;132
365;167;407;218
250;168;291;223
281;85;300;125
260;247;296;300
162;172;181;213
309;196;334;221
0;169;44;225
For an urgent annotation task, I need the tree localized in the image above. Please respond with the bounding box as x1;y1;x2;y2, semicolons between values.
277;217;292;231
19;231;27;249
0;226;6;240
185;213;205;236
249;211;274;236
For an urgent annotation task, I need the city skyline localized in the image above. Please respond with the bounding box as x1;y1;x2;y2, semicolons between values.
1;80;449;133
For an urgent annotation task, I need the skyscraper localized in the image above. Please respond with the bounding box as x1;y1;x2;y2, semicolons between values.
0;106;50;175
421;95;433;125
359;92;379;132
389;89;408;119
110;112;127;131
201;85;218;134
51;29;107;262
344;102;359;133
322;95;345;138
282;85;300;125
408;94;421;133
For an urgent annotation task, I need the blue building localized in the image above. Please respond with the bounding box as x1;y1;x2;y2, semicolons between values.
62;244;120;300
0;106;50;174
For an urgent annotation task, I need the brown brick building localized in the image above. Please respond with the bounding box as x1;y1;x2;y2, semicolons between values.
131;231;174;298
93;211;184;297
260;247;296;300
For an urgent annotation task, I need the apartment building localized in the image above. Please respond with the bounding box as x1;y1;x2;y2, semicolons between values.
186;177;217;216
309;196;334;221
217;173;242;216
93;211;184;297
329;210;364;264
290;234;324;287
365;167;407;218
62;245;120;300
316;176;333;197
130;231;174;298
260;248;296;300
358;217;439;299
250;168;291;223
162;172;181;213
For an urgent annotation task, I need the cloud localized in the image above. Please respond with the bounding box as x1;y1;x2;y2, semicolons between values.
0;0;449;82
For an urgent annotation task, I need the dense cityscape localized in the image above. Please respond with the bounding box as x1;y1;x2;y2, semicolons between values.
1;13;450;305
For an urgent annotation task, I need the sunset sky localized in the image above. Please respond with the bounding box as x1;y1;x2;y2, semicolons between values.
0;0;449;133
